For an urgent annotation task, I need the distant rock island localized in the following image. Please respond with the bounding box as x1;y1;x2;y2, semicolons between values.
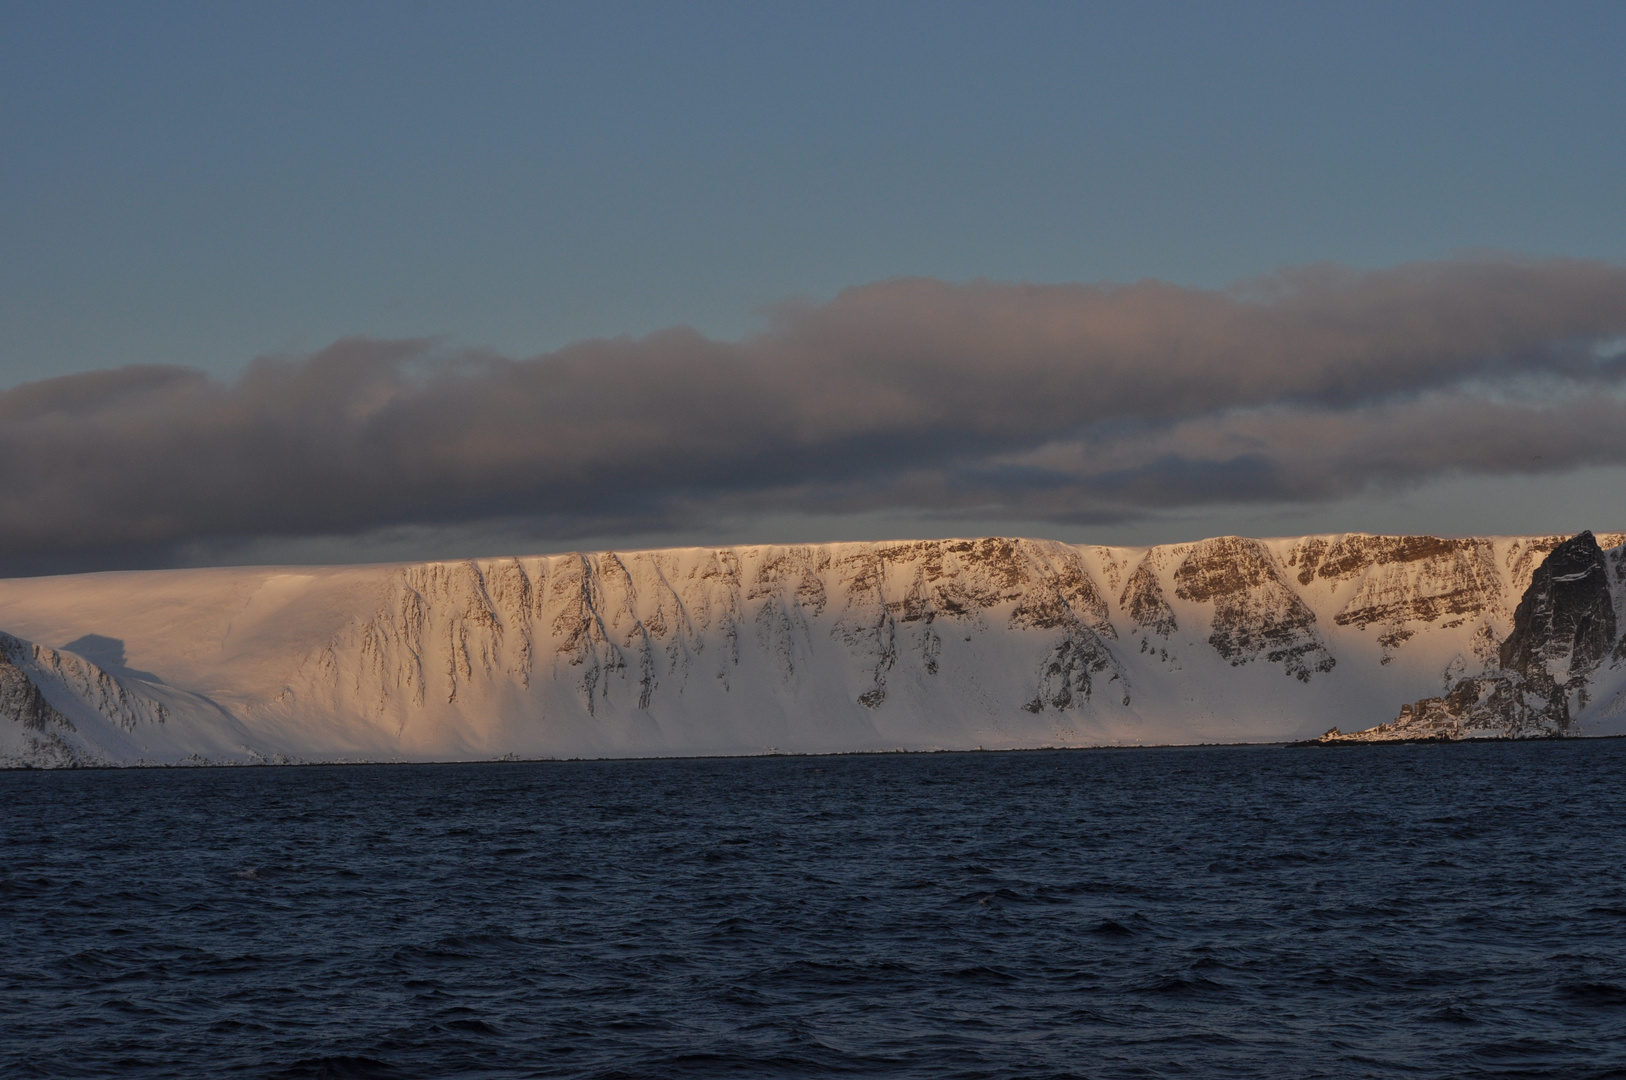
2;532;1624;767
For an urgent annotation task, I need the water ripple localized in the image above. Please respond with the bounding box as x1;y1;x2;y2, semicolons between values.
3;741;1626;1077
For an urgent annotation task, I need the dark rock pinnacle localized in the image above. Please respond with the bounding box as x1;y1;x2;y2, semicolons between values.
1331;531;1618;741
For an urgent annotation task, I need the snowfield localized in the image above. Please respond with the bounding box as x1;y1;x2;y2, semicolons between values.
2;533;1624;767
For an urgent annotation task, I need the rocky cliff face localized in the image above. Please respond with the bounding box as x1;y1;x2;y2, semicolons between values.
291;538;1130;729
0;637;71;733
3;530;1624;766
1173;536;1335;682
0;632;164;767
1321;532;1625;741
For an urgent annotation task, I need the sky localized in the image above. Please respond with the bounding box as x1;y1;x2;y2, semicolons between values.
3;1;1625;574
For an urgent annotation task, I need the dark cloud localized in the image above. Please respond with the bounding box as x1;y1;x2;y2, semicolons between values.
4;256;1626;572
962;389;1626;518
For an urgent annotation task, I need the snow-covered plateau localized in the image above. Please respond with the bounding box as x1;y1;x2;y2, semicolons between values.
3;532;1625;768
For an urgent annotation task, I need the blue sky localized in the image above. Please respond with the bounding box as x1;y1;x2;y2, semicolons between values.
2;2;1625;568
6;1;1622;378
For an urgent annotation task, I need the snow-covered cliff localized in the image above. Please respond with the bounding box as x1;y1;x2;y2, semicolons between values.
3;532;1624;767
1318;531;1626;742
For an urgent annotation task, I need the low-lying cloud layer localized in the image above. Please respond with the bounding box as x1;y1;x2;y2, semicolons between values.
6;256;1626;571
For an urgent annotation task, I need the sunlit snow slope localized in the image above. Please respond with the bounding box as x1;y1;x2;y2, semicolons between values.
3;533;1625;767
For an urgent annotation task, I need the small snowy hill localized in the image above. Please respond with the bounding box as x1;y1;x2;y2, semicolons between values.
2;533;1624;767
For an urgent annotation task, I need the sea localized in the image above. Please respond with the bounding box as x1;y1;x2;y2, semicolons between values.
3;741;1626;1079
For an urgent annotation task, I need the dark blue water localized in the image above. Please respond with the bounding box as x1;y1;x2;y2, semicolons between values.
4;742;1626;1079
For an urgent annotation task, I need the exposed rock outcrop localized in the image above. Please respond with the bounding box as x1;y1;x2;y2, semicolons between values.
1321;532;1617;741
1173;537;1335;682
1120;560;1177;639
0;637;73;734
0;632;150;768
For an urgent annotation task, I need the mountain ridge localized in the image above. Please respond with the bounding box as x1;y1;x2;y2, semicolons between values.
3;531;1624;767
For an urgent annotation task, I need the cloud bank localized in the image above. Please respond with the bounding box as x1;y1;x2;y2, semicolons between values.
6;256;1626;571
